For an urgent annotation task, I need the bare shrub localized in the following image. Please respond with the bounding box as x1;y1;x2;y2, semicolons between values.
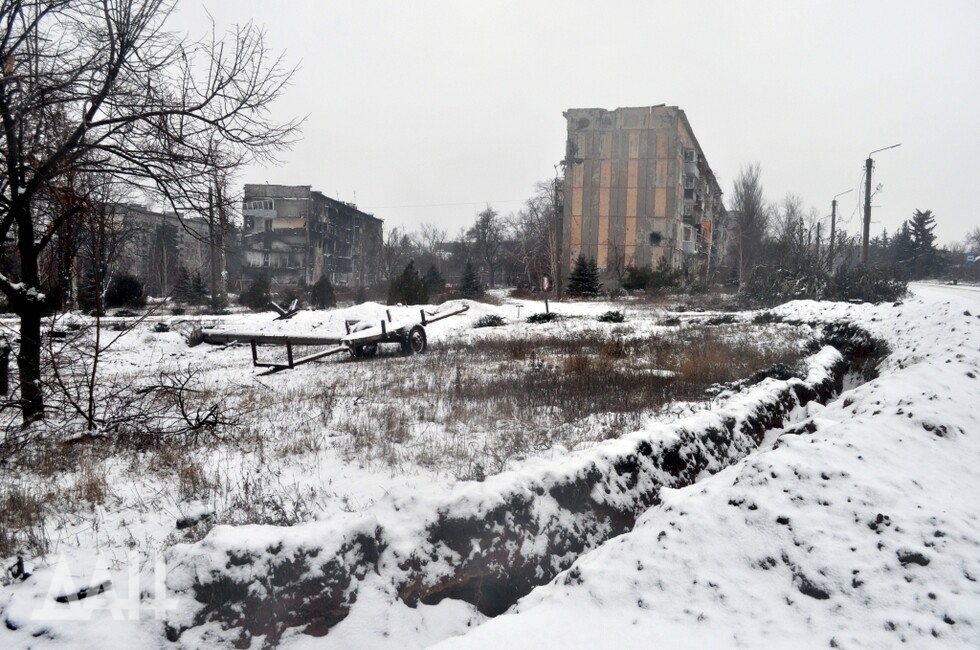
279;430;326;458
504;338;535;360
72;460;111;505
175;460;213;502
221;472;315;527
46;363;240;449
0;484;49;559
599;339;629;359
0;422;33;464
153;443;216;501
673;327;802;393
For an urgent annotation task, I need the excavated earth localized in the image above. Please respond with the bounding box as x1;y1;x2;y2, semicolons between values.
163;320;887;648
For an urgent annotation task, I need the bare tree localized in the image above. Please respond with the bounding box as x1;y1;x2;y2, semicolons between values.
74;179;138;312
606;243;630;289
771;194;819;270
965;227;980;254
412;222;447;279
730;163;769;284
0;0;300;426
381;227;413;280
773;194;805;246
526;180;561;285
416;223;447;260
506;200;548;289
467;205;505;288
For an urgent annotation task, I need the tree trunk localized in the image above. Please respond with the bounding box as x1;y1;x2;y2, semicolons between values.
18;308;45;426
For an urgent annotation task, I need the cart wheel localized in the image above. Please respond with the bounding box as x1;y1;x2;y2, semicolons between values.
401;325;427;355
352;343;378;358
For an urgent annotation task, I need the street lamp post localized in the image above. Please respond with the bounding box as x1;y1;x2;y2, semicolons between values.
862;143;901;265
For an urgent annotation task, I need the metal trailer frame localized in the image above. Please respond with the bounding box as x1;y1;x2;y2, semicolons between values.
248;304;469;375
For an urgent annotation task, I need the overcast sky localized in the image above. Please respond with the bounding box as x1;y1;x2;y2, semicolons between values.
173;0;979;246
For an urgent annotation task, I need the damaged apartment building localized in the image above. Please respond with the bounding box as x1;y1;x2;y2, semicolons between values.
111;204;239;298
240;184;383;292
561;105;726;281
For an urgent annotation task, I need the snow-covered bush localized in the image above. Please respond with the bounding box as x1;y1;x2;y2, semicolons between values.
597;310;625;323
474;314;505;328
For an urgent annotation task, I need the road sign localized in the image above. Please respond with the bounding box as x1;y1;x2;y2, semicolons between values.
541;275;552;291
968;254;976;264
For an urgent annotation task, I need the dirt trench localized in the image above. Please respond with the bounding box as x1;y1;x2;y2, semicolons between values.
164;321;887;648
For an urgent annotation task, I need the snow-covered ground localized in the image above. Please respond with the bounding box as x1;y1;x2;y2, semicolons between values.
2;283;979;648
423;283;980;649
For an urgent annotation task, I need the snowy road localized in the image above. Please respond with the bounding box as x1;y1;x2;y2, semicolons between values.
911;280;980;303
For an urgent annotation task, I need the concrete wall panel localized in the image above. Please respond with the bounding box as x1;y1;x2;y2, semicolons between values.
655;188;667;218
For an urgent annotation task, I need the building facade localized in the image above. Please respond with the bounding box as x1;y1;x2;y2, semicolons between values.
241;184;383;291
561;105;725;280
112;204;240;299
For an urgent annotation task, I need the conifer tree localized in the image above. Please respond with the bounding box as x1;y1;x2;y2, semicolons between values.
909;209;940;279
566;254;601;297
388;261;429;305
239;274;271;311
425;264;446;295
460;260;483;298
890;222;915;273
190;272;209;305
173;266;193;302
105;274;146;308
310;275;337;309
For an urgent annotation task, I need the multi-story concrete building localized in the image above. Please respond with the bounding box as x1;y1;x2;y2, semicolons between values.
241;184;383;291
113;204;240;298
561;105;725;281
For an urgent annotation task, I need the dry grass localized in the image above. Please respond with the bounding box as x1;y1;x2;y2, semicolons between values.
0;311;813;552
313;320;811;477
0;483;49;559
0;441;117;558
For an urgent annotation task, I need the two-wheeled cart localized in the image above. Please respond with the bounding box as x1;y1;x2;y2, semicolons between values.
202;304;469;375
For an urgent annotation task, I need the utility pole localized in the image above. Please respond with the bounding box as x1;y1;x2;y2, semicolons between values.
862;144;901;265
862;157;873;265
552;170;564;297
829;200;836;266
829;188;852;270
554;152;584;298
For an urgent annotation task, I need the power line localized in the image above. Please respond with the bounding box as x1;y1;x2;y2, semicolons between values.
362;199;525;210
841;167;865;228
